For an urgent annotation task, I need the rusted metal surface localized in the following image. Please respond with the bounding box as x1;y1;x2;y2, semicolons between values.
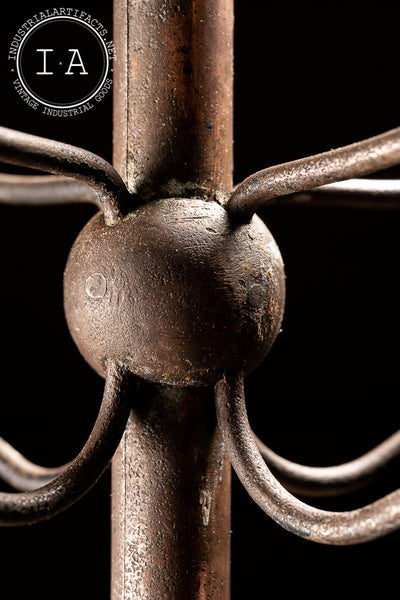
0;126;130;224
254;429;400;498
215;372;400;545
0;2;399;598
112;384;231;599
228;127;400;220
4;410;398;498
0;174;98;206
113;0;233;201
0;361;133;526
64;198;285;387
111;0;233;597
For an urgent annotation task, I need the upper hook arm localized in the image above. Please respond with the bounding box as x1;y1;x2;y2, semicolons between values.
227;127;400;221
0;126;132;225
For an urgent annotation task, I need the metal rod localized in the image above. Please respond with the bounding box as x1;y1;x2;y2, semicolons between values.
269;178;400;209
215;372;400;546
111;0;233;597
254;429;400;498
0;437;68;491
113;0;233;202
0;361;133;526
112;385;231;599
0;126;131;224
0;174;98;206
227;127;400;220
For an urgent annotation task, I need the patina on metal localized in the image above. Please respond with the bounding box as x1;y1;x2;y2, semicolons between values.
228;126;400;220
0;361;133;526
3;173;400;210
0;126;131;224
111;0;234;597
215;372;400;545
254;429;400;498
64;198;285;387
0;0;400;596
113;0;233;202
112;384;231;599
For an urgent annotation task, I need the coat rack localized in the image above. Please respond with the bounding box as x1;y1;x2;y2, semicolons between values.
0;2;399;598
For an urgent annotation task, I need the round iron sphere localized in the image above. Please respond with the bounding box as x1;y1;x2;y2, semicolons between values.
64;198;285;386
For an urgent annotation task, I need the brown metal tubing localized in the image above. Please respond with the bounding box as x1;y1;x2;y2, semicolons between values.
273;178;400;209
112;385;231;599
0;437;68;491
0;174;98;206
112;0;233;597
0;361;133;526
215;372;400;545
0;126;130;225
114;0;233;201
227;127;400;220
254;429;400;498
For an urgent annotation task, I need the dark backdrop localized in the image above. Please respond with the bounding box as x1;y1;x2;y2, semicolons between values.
0;2;399;598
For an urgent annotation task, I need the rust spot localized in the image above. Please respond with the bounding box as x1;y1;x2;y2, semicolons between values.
255;242;266;253
269;297;275;313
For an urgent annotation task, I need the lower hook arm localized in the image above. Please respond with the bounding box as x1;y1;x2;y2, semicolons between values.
215;372;400;545
0;361;134;526
254;429;400;498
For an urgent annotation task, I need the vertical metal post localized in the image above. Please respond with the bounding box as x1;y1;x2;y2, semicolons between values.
111;1;233;598
113;0;233;200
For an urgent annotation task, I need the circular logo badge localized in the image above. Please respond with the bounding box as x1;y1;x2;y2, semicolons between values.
8;9;115;116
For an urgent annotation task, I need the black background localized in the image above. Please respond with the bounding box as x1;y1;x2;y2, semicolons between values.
0;2;399;598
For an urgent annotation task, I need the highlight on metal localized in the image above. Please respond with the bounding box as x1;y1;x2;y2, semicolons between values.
0;121;399;545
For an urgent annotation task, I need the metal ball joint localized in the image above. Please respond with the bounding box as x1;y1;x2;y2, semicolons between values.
2;125;400;548
64;198;285;386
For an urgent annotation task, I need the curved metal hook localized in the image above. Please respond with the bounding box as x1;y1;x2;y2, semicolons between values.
0;126;132;225
254;429;400;498
0;360;134;526
215;372;400;545
227;127;400;221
